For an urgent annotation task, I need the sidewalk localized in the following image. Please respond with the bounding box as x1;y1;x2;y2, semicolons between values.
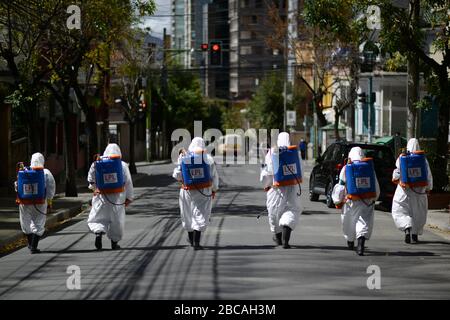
425;208;450;240
0;161;168;253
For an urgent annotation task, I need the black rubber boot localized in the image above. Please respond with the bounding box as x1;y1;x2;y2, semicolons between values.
187;231;194;246
26;234;32;250
405;227;411;244
357;237;365;256
347;241;354;250
272;233;282;246
95;233;103;250
411;234;419;244
282;226;292;249
30;234;41;254
193;230;202;250
111;241;121;250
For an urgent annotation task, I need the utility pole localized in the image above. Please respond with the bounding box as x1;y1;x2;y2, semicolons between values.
313;67;318;158
368;75;373;143
283;37;287;132
161;28;168;160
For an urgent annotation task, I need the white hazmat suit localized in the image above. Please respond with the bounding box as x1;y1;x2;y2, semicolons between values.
391;138;432;243
260;132;302;248
172;137;219;249
16;153;56;253
332;147;380;255
87;144;134;248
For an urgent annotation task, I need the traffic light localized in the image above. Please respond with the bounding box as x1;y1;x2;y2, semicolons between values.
201;43;209;51
210;41;222;66
358;92;367;104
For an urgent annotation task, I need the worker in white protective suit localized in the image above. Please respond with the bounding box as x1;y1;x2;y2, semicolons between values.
172;137;219;250
87;144;134;250
332;147;380;256
14;153;56;254
391;138;433;244
260;132;302;249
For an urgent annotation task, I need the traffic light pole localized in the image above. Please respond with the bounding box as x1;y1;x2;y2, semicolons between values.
368;75;373;143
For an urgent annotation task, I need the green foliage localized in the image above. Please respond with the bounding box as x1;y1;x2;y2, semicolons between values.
221;104;244;130
418;139;449;192
166;68;209;133
247;72;287;130
303;0;368;44
384;52;408;72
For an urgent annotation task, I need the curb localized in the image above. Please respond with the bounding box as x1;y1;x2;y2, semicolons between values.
0;172;152;253
0;202;89;253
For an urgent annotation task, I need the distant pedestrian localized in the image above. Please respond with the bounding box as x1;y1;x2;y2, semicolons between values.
391;138;433;244
87;143;134;250
299;139;307;160
173;137;219;250
332;147;379;256
260;132;302;249
15;153;56;254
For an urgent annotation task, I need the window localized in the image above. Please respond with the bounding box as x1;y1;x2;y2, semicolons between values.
255;0;263;8
323;145;335;160
240;31;251;39
240;46;252;55
253;46;264;55
241;0;250;8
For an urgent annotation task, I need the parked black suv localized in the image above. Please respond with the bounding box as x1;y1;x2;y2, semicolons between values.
309;141;397;209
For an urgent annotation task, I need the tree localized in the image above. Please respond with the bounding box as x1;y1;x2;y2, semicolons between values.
39;0;155;196
247;72;287;130
112;30;151;174
0;0;63;154
374;0;449;191
301;0;371;140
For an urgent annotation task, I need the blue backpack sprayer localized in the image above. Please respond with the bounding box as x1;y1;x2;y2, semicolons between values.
94;154;126;205
345;157;377;207
16;162;47;215
180;150;213;198
399;150;428;194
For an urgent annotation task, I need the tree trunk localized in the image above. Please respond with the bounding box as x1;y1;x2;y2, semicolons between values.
86;106;99;161
334;107;340;140
407;56;419;139
407;0;420;140
315;98;328;127
350;60;358;141
129;120;137;174
61;98;78;197
27;103;41;155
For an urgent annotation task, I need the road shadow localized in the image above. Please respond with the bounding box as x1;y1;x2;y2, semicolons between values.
302;210;336;215
203;244;276;250
364;250;438;257
410;241;450;246
133;173;175;188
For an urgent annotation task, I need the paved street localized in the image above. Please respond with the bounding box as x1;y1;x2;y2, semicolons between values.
0;161;449;300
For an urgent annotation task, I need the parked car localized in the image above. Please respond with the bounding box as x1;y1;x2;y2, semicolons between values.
309;141;397;209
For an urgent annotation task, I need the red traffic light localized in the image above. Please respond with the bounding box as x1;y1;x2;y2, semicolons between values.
201;43;209;51
212;44;220;51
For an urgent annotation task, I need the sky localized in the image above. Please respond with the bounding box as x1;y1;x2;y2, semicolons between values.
141;0;172;39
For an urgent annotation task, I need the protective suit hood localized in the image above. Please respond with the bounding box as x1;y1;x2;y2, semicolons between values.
348;147;364;162
188;137;206;153
30;153;45;168
407;138;420;152
103;143;122;158
277;132;290;147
